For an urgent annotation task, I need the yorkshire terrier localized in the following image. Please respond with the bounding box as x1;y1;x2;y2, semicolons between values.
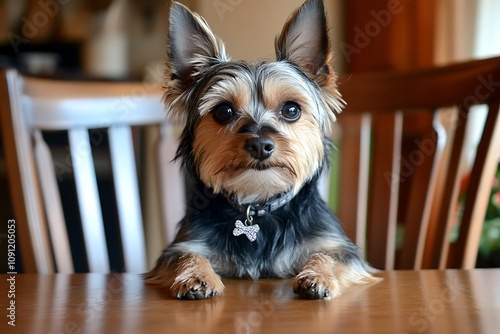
146;0;378;300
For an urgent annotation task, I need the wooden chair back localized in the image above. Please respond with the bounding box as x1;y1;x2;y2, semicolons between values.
335;57;500;270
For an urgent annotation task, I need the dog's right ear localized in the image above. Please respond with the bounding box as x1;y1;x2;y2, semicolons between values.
168;2;228;83
164;2;228;123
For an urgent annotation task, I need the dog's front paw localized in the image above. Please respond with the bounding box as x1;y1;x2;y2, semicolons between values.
293;253;379;300
172;273;224;300
293;273;332;299
171;253;225;300
293;253;337;299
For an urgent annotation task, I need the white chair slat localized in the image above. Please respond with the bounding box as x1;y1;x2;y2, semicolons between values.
385;111;404;270
317;172;329;202
108;125;147;273
7;71;54;273
356;113;372;253
141;126;165;270
33;130;74;273
68;128;110;273
158;123;185;246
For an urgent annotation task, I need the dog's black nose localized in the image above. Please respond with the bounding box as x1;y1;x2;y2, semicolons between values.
245;136;275;161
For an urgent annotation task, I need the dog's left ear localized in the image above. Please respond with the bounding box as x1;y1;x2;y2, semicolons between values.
275;0;334;86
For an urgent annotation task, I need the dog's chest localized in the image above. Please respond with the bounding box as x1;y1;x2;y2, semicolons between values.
208;217;307;278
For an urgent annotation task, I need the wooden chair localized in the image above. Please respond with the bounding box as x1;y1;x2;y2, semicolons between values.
335;56;500;270
0;69;185;273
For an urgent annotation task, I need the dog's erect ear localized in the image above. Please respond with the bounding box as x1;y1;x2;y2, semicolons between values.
275;0;333;82
275;0;342;129
167;2;228;86
164;2;228;124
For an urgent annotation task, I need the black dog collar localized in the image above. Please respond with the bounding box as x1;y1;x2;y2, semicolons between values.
225;189;295;217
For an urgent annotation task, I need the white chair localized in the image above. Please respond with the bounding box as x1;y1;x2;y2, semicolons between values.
0;69;185;273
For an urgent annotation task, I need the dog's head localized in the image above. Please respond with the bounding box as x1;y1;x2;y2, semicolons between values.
164;0;343;205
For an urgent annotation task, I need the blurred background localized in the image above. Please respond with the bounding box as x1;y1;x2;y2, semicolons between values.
1;0;500;78
1;0;500;270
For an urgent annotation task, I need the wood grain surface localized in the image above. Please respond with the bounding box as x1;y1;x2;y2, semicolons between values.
2;270;499;333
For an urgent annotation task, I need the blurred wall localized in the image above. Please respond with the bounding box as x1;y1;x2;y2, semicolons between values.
187;0;346;71
0;0;345;77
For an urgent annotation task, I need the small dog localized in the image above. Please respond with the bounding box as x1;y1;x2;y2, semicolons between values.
146;0;378;300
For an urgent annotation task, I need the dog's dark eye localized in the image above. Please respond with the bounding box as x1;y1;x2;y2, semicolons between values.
212;103;235;124
280;101;301;122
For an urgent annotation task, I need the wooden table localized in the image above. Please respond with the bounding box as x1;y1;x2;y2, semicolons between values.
1;270;499;333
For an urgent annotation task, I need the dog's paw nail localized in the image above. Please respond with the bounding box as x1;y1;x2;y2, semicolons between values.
193;290;206;299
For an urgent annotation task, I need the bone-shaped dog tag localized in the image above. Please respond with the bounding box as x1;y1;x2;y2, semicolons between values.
233;220;260;242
